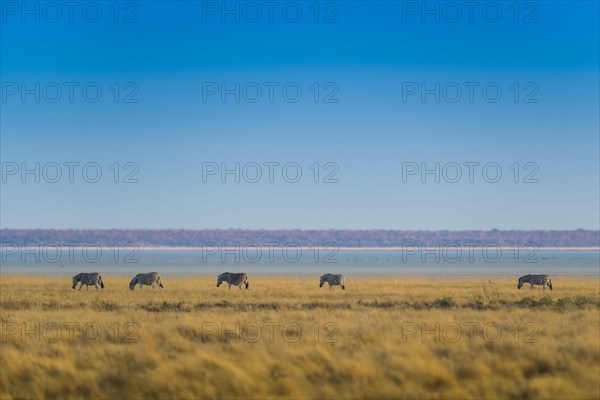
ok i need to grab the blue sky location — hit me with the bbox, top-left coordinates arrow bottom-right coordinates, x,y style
1,1 -> 599,230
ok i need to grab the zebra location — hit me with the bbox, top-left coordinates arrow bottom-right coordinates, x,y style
319,273 -> 345,290
217,272 -> 249,290
129,272 -> 164,290
518,274 -> 553,290
72,272 -> 105,290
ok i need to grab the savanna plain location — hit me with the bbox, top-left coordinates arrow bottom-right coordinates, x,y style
1,276 -> 599,399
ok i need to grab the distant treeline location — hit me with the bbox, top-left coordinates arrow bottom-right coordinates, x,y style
1,229 -> 598,247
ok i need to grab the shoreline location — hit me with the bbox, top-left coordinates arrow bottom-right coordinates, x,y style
2,274 -> 599,279
102,246 -> 600,251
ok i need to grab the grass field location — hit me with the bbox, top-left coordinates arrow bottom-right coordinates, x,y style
1,276 -> 599,399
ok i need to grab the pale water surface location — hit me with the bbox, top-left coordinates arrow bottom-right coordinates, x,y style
1,249 -> 598,278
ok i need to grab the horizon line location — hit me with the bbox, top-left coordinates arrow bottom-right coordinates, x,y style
1,228 -> 598,232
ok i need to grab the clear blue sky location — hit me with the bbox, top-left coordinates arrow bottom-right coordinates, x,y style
1,1 -> 598,230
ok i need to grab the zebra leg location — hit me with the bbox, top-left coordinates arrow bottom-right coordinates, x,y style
95,283 -> 99,290
238,283 -> 242,290
79,282 -> 83,290
139,282 -> 143,290
228,283 -> 232,290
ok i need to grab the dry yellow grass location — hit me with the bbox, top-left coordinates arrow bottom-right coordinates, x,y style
1,276 -> 599,399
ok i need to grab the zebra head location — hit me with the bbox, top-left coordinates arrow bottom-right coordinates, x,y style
72,273 -> 82,289
99,275 -> 105,289
517,275 -> 530,289
129,275 -> 139,290
319,275 -> 328,288
245,281 -> 249,289
217,273 -> 227,287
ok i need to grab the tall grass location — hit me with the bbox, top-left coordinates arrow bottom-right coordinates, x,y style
1,276 -> 598,399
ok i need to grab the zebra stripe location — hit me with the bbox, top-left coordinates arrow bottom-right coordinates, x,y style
217,272 -> 249,290
518,274 -> 552,290
129,272 -> 164,290
72,272 -> 104,290
320,274 -> 345,290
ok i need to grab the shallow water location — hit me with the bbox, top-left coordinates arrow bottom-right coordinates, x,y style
1,249 -> 598,278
